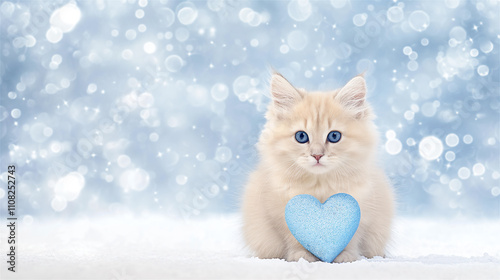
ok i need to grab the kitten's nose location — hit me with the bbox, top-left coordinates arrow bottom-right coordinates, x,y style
312,154 -> 323,162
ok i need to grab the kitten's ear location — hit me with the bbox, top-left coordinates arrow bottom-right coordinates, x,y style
270,73 -> 302,116
335,76 -> 370,119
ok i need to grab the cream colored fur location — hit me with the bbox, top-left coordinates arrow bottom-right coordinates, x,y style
242,73 -> 394,263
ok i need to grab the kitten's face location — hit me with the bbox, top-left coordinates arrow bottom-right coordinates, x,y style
285,94 -> 376,174
262,74 -> 377,176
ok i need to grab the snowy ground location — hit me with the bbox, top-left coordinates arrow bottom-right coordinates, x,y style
1,215 -> 499,280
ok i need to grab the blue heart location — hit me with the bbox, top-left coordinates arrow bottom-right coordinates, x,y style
285,193 -> 361,263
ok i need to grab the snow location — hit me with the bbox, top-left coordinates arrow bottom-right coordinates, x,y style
2,215 -> 499,279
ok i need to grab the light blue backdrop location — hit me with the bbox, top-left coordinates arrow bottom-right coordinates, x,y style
0,0 -> 498,219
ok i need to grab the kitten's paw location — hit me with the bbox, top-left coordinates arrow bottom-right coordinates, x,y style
363,252 -> 384,259
286,250 -> 319,262
333,250 -> 359,263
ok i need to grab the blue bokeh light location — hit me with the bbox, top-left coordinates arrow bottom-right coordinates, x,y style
0,0 -> 498,219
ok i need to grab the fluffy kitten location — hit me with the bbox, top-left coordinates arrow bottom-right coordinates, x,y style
242,73 -> 394,263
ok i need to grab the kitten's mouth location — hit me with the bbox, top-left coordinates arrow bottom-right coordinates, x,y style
308,162 -> 329,174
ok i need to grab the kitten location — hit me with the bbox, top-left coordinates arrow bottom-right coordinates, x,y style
242,73 -> 394,263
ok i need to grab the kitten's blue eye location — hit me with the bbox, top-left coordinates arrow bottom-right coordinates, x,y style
295,131 -> 309,144
327,131 -> 342,143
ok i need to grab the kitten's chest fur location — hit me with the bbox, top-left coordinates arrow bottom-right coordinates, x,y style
273,171 -> 369,205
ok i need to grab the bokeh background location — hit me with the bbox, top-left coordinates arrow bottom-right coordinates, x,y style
0,0 -> 499,221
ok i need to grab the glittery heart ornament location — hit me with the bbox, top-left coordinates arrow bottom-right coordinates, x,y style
285,193 -> 361,263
